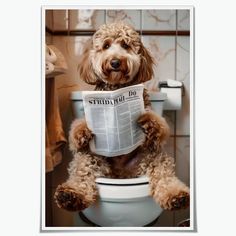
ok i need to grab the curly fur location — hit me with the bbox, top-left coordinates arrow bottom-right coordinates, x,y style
54,22 -> 190,212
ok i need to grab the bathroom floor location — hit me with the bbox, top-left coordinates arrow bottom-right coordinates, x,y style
73,210 -> 189,227
74,212 -> 160,227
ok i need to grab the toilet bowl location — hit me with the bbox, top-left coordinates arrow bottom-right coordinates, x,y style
81,176 -> 162,226
70,89 -> 167,226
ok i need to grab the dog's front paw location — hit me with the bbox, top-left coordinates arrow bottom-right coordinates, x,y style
73,127 -> 93,149
69,119 -> 93,152
137,111 -> 169,151
54,185 -> 91,212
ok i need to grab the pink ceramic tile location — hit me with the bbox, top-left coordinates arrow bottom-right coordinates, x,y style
46,34 -> 52,45
53,10 -> 69,30
52,36 -> 94,91
45,10 -> 53,30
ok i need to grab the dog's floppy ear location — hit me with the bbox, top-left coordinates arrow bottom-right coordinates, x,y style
78,40 -> 97,85
136,43 -> 154,83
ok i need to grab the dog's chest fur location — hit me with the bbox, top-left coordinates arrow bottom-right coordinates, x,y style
105,147 -> 144,178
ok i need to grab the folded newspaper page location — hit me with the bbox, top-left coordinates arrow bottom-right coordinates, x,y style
82,84 -> 145,157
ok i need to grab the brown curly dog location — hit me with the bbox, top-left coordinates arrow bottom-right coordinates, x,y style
54,22 -> 190,212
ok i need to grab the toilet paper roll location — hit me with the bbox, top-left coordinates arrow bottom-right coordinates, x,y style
160,87 -> 182,110
46,45 -> 57,63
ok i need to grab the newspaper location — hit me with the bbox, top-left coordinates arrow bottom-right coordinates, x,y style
82,84 -> 145,157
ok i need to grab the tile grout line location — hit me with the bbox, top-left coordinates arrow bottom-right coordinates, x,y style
68,10 -> 70,35
173,9 -> 178,226
140,9 -> 142,36
105,9 -> 107,24
174,9 -> 178,165
52,10 -> 54,32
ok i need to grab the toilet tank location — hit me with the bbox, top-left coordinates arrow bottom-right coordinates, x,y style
70,91 -> 84,118
148,92 -> 167,116
70,91 -> 167,118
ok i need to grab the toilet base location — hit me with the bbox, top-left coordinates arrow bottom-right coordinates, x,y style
78,212 -> 160,227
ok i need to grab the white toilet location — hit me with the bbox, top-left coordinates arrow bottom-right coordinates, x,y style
70,89 -> 167,227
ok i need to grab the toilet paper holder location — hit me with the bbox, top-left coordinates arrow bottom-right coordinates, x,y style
158,79 -> 184,110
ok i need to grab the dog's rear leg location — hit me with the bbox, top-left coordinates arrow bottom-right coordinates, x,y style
147,154 -> 190,210
54,153 -> 110,211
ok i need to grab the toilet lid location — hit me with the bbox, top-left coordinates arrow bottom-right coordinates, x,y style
95,176 -> 149,185
70,91 -> 82,100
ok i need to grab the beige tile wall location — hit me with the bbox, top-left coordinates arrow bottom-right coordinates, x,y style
106,10 -> 141,29
177,10 -> 190,30
45,9 -> 191,227
142,36 -> 176,83
142,10 -> 176,30
176,36 -> 190,135
69,10 -> 105,30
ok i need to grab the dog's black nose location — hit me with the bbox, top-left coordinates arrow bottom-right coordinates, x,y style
110,59 -> 121,69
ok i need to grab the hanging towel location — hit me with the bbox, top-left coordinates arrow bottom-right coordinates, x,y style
46,77 -> 67,172
45,44 -> 67,172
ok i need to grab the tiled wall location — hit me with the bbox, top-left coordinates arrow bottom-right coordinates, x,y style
45,9 -> 190,227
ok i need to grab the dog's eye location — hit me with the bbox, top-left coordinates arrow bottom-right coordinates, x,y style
103,43 -> 110,49
121,42 -> 129,49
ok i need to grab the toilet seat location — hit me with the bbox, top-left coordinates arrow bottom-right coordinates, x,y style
96,176 -> 149,185
95,176 -> 150,200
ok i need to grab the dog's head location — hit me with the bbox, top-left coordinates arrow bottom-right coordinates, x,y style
79,22 -> 154,86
